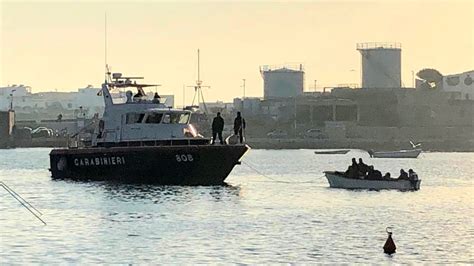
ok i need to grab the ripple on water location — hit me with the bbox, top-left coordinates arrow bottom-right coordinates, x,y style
0,148 -> 473,263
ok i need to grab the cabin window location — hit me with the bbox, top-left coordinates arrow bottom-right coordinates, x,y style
126,113 -> 145,124
178,113 -> 190,124
162,114 -> 171,124
145,113 -> 163,123
162,113 -> 190,124
170,113 -> 181,123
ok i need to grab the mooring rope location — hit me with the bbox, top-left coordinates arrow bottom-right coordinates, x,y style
1,182 -> 46,225
241,160 -> 321,184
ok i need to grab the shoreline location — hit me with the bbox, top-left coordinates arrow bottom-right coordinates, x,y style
245,138 -> 474,152
2,137 -> 474,152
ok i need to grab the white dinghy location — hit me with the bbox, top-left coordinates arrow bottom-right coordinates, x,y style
324,171 -> 421,191
368,141 -> 422,158
368,149 -> 422,158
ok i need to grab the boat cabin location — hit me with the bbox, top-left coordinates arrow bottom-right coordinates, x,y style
91,72 -> 207,147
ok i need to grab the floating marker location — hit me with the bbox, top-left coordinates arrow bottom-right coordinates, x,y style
383,227 -> 396,255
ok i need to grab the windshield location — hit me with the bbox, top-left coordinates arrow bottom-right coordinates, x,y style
162,113 -> 190,124
145,113 -> 163,123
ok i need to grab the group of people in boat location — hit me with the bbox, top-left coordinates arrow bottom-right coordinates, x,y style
344,158 -> 418,182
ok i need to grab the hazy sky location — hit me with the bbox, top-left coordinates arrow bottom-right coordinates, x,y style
1,0 -> 473,104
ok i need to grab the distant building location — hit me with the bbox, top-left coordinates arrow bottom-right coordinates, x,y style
233,97 -> 261,116
260,64 -> 304,99
0,84 -> 174,120
199,101 -> 233,114
441,70 -> 474,100
357,42 -> 402,89
0,85 -> 31,110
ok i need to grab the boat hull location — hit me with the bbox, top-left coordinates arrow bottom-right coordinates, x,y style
314,149 -> 350,155
50,144 -> 249,185
369,149 -> 421,158
324,172 -> 421,191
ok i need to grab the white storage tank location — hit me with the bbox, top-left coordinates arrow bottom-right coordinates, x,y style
260,64 -> 304,99
357,43 -> 402,88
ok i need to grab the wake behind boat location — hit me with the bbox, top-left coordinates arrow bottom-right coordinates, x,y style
49,71 -> 249,185
324,171 -> 421,191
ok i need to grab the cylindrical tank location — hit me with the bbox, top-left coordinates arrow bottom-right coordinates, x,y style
260,64 -> 304,99
357,43 -> 401,88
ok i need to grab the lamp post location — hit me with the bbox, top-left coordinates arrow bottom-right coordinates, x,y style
241,79 -> 246,114
349,69 -> 358,87
9,89 -> 16,111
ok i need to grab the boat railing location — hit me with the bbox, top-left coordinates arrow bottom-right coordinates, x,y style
96,138 -> 211,148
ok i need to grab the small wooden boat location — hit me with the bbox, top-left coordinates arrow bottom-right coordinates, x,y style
314,149 -> 350,155
324,171 -> 421,191
367,149 -> 422,158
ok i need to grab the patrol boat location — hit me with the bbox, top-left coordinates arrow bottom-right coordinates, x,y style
49,72 -> 249,185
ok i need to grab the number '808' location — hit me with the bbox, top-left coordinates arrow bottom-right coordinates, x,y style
176,154 -> 194,162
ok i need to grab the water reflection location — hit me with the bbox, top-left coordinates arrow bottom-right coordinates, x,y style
2,149 -> 473,264
94,181 -> 241,203
52,179 -> 241,203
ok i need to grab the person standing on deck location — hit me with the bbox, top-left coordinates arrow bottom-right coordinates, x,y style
211,112 -> 225,145
233,111 -> 246,144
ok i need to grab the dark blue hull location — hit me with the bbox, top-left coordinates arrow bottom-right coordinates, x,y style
50,144 -> 249,185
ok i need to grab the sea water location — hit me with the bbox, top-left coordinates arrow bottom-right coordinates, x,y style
1,148 -> 473,263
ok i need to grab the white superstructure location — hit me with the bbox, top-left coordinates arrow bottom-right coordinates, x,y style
92,72 -> 199,146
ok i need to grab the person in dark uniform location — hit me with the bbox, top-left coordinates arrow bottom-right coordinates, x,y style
233,111 -> 246,143
152,92 -> 161,103
211,112 -> 225,145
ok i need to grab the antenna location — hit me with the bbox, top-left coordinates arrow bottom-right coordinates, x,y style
197,49 -> 200,85
104,12 -> 108,82
182,84 -> 185,108
187,49 -> 210,114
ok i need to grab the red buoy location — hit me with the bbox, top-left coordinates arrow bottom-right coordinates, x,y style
383,227 -> 396,255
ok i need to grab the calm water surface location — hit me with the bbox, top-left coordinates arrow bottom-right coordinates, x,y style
1,148 -> 473,263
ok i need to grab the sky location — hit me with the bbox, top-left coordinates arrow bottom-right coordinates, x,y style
1,0 -> 473,105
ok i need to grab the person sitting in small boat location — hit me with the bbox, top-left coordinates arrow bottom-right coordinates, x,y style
399,169 -> 409,180
383,172 -> 392,180
358,158 -> 369,176
408,169 -> 418,181
345,158 -> 359,178
366,165 -> 383,180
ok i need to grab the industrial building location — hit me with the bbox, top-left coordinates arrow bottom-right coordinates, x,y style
260,64 -> 304,99
225,41 -> 473,145
357,42 -> 402,88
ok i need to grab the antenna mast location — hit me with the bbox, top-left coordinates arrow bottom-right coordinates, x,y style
197,49 -> 200,85
188,49 -> 209,114
104,12 -> 109,82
